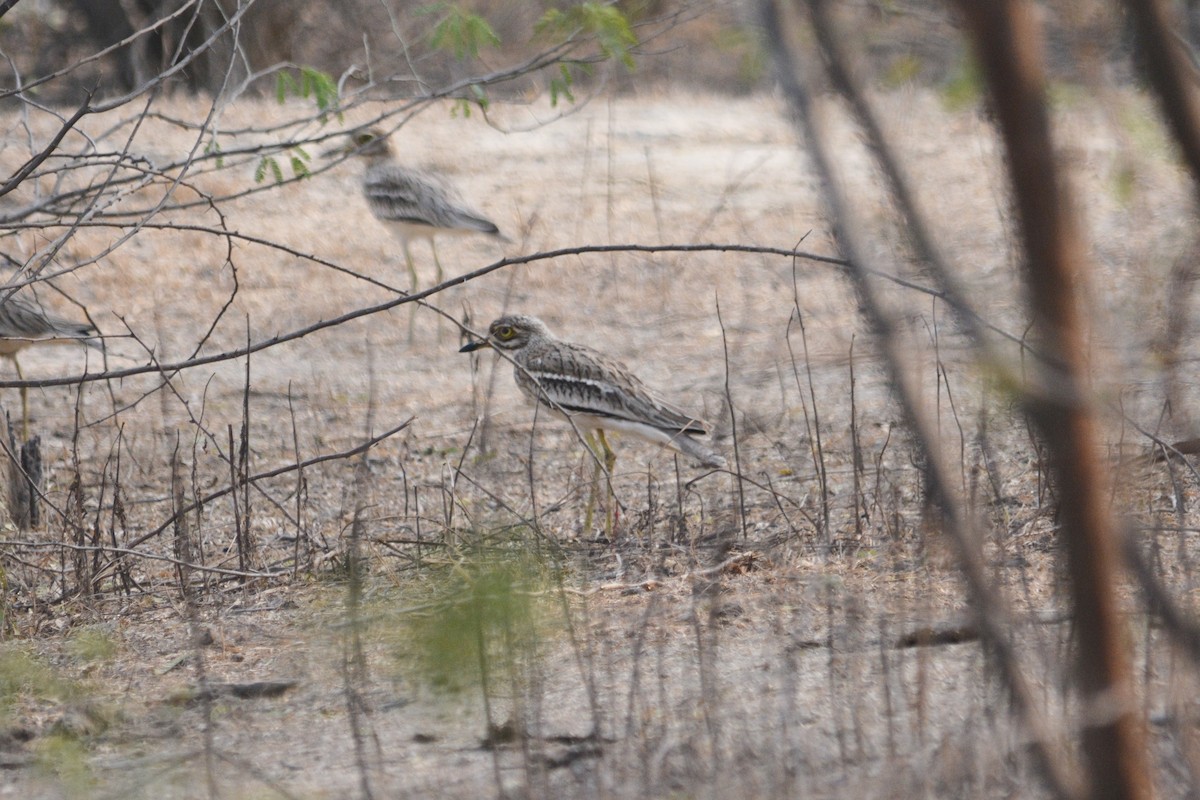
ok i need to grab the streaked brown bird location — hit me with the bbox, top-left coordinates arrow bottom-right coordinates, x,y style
332,129 -> 507,290
460,314 -> 724,532
0,293 -> 100,434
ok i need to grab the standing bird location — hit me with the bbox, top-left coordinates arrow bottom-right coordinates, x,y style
460,315 -> 724,532
0,293 -> 101,435
332,129 -> 507,291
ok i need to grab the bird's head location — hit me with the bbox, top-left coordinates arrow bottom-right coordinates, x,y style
459,315 -> 551,353
324,128 -> 392,160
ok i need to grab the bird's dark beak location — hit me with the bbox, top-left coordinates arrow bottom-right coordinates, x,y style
459,339 -> 491,353
321,141 -> 352,159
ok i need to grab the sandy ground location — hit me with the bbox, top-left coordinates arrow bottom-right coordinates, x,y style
0,85 -> 1197,798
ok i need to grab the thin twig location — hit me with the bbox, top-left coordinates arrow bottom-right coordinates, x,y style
128,418 -> 414,551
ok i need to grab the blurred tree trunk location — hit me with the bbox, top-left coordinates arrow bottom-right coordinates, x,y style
955,3 -> 1152,798
66,0 -> 299,94
1188,0 -> 1200,51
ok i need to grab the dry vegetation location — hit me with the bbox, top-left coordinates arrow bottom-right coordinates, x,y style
1,5 -> 1200,799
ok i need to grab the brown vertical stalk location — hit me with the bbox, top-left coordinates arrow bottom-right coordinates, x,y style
171,435 -> 193,599
954,3 -> 1152,798
1119,0 -> 1200,187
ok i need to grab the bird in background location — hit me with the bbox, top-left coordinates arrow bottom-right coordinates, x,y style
460,314 -> 725,534
0,292 -> 101,436
330,129 -> 508,291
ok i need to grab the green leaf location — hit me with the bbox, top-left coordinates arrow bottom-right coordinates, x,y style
583,3 -> 637,69
275,66 -> 341,124
451,85 -> 490,118
425,3 -> 501,60
535,2 -> 637,70
533,8 -> 565,38
469,83 -> 489,110
289,155 -> 310,179
275,70 -> 296,105
549,64 -> 576,107
301,67 -> 338,111
254,156 -> 285,185
203,137 -> 224,169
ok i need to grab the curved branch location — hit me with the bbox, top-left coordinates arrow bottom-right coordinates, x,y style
0,89 -> 93,200
0,242 -> 844,388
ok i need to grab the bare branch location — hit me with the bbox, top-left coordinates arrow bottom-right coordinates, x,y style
0,242 -> 844,390
127,417 -> 414,554
0,90 -> 93,200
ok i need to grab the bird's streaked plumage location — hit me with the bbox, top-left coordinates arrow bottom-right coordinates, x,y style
363,164 -> 501,241
460,314 -> 725,469
0,294 -> 99,357
0,292 -> 100,435
334,129 -> 506,289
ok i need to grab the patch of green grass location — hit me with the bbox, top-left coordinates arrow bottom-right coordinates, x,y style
1046,80 -> 1086,110
1111,160 -> 1138,205
35,733 -> 94,797
67,627 -> 118,665
939,54 -> 982,112
882,54 -> 922,89
0,644 -> 106,788
713,26 -> 769,90
1119,100 -> 1170,159
390,535 -> 563,694
0,645 -> 77,722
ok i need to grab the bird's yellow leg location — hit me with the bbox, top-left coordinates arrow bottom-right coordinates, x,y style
597,430 -> 617,537
402,240 -> 419,292
402,240 -> 419,342
431,240 -> 445,286
598,429 -> 617,474
583,432 -> 602,534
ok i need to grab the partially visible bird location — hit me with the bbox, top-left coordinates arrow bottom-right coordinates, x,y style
460,314 -> 724,532
0,293 -> 101,435
331,129 -> 507,291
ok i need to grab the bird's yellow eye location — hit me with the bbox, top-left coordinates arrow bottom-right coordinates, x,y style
495,326 -> 515,340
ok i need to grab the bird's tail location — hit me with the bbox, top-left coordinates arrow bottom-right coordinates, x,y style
58,321 -> 103,352
668,433 -> 727,469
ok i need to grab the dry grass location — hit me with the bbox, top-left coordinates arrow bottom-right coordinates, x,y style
0,85 -> 1197,797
